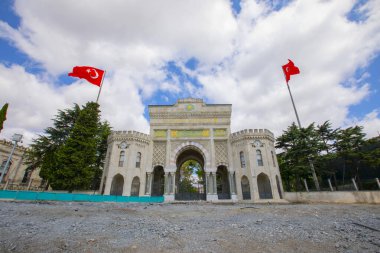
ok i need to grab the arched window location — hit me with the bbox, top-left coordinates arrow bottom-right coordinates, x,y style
271,151 -> 276,167
119,151 -> 125,167
22,167 -> 33,184
239,151 -> 246,168
136,152 -> 141,168
256,150 -> 263,166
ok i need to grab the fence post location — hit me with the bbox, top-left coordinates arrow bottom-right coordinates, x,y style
376,178 -> 380,190
4,179 -> 10,190
303,178 -> 309,192
351,178 -> 358,191
27,179 -> 33,191
327,178 -> 334,192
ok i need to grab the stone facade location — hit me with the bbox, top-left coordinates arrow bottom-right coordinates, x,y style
100,98 -> 284,202
0,140 -> 43,190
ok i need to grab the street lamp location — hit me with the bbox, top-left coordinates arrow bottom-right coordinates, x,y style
0,134 -> 23,184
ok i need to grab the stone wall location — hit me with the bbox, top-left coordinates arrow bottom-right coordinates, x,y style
285,191 -> 380,204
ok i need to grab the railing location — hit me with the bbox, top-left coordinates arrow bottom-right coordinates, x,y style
175,192 -> 206,201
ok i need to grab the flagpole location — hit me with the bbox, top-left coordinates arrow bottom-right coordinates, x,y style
286,83 -> 302,128
96,70 -> 106,104
285,79 -> 320,191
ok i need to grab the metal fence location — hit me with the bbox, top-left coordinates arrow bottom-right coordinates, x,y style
0,190 -> 164,203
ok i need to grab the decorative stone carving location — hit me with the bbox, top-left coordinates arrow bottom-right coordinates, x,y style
215,140 -> 228,165
153,142 -> 166,166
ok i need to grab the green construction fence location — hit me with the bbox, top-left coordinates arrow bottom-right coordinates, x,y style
0,190 -> 164,203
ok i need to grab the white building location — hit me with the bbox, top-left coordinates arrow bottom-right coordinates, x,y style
100,98 -> 284,202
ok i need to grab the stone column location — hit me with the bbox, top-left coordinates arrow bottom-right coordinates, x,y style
145,172 -> 152,195
206,172 -> 218,201
164,172 -> 169,194
164,172 -> 175,201
229,172 -> 236,194
206,172 -> 212,194
171,173 -> 176,194
212,172 -> 217,194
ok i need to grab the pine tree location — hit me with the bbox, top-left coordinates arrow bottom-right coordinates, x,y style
53,102 -> 100,192
25,104 -> 81,185
0,103 -> 9,133
25,102 -> 111,191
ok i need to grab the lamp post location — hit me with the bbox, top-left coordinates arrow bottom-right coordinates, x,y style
0,134 -> 23,184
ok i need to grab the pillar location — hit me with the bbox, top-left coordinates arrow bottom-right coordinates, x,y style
213,172 -> 217,194
171,173 -> 176,194
145,172 -> 152,195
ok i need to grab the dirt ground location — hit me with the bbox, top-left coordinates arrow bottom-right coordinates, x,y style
0,201 -> 379,253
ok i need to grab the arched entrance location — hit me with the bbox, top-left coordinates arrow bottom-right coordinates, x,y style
276,175 -> 283,199
131,176 -> 140,196
175,148 -> 206,200
216,165 -> 230,199
110,174 -> 124,196
152,166 -> 165,196
241,176 -> 251,200
257,173 -> 273,199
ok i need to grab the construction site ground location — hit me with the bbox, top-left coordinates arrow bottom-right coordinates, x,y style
0,200 -> 379,253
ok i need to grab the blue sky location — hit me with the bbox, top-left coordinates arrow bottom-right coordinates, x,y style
0,0 -> 379,144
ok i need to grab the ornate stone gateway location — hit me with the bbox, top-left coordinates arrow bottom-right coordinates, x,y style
100,98 -> 285,202
175,147 -> 206,201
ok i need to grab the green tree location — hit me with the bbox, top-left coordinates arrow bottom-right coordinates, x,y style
0,103 -> 9,133
334,126 -> 366,187
177,160 -> 203,193
315,121 -> 339,188
53,102 -> 100,192
361,137 -> 380,169
25,103 -> 111,191
92,121 -> 112,189
276,122 -> 322,191
25,104 -> 81,186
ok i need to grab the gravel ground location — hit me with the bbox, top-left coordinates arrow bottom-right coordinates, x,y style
0,201 -> 379,253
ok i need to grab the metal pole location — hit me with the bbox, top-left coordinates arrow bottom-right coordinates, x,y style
286,84 -> 302,128
0,141 -> 17,183
96,70 -> 106,103
286,83 -> 320,191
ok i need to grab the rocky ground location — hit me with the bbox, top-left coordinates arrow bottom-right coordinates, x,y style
0,201 -> 379,253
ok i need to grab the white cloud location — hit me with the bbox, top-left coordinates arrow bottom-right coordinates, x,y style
346,110 -> 380,138
198,0 -> 380,137
0,0 -> 380,144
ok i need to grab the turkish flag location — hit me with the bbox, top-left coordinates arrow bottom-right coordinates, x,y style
282,59 -> 300,84
68,66 -> 105,86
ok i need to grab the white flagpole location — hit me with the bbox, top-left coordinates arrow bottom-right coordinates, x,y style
284,76 -> 320,191
286,82 -> 302,128
96,70 -> 106,104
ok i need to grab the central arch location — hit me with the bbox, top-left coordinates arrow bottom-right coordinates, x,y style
175,147 -> 206,200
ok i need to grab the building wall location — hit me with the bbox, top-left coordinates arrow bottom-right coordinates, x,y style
101,99 -> 283,201
0,140 -> 42,189
101,131 -> 150,196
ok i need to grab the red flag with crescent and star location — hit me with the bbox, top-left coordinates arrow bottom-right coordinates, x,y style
282,59 -> 300,84
68,66 -> 105,86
